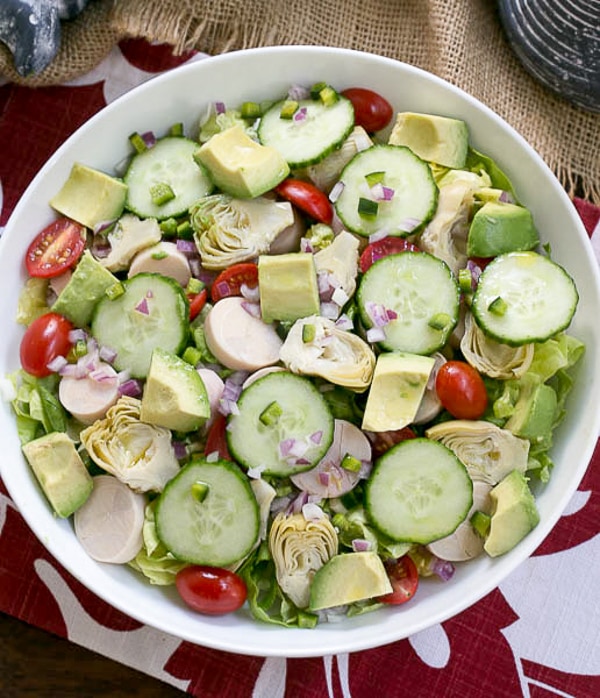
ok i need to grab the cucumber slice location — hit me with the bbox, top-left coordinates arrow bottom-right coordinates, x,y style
91,273 -> 188,379
334,144 -> 438,237
155,459 -> 259,566
125,137 -> 213,220
258,96 -> 355,168
226,371 -> 334,476
471,251 -> 579,346
357,251 -> 459,354
365,438 -> 473,544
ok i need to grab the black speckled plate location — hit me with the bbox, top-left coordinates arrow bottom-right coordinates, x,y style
498,0 -> 600,112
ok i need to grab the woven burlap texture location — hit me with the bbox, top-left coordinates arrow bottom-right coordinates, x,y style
2,0 -> 598,203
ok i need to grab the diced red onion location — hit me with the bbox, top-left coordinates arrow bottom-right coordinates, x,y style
302,502 -> 325,521
467,259 -> 483,287
188,257 -> 202,279
335,314 -> 353,331
135,297 -> 150,315
368,228 -> 390,244
47,355 -> 68,373
354,130 -> 373,152
293,107 -> 308,122
331,286 -> 349,307
205,450 -> 220,463
331,211 -> 345,234
93,219 -> 117,235
430,557 -> 455,582
289,490 -> 309,514
215,101 -> 226,115
141,131 -> 156,148
300,237 -> 314,253
176,239 -> 198,256
366,327 -> 386,343
288,84 -> 310,100
99,345 -> 117,364
89,364 -> 118,384
351,538 -> 372,552
358,459 -> 373,479
365,301 -> 391,327
310,430 -> 323,445
398,217 -> 421,233
499,190 -> 514,204
329,181 -> 345,203
247,464 -> 266,479
213,280 -> 230,298
320,302 -> 339,319
240,283 -> 260,302
118,378 -> 143,397
318,471 -> 330,487
68,328 -> 87,343
172,441 -> 188,459
57,363 -> 79,378
279,438 -> 294,457
241,300 -> 261,318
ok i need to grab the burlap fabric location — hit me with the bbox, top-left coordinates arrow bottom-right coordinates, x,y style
1,0 -> 598,203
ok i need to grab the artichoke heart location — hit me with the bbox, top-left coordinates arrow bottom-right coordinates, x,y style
280,316 -> 375,391
461,312 -> 534,379
419,170 -> 490,275
313,230 -> 360,300
426,419 -> 529,485
190,194 -> 294,270
269,512 -> 338,608
80,396 -> 179,493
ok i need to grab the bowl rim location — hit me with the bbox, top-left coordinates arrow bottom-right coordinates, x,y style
1,44 -> 599,658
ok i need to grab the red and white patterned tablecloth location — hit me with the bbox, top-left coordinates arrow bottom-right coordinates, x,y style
1,39 -> 600,698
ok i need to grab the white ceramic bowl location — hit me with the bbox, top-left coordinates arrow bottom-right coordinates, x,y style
1,46 -> 599,658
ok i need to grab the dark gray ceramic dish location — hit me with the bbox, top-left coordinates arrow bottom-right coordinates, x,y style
498,0 -> 600,112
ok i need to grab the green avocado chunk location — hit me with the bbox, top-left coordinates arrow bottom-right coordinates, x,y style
467,201 -> 539,258
22,432 -> 93,518
51,250 -> 119,327
50,163 -> 127,230
194,124 -> 289,198
258,252 -> 320,323
505,374 -> 557,450
140,348 -> 210,432
309,551 -> 393,611
388,112 -> 469,169
483,470 -> 540,557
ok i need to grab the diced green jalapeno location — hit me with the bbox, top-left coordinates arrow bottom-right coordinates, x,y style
259,401 -> 283,426
341,453 -> 362,472
358,197 -> 378,218
365,171 -> 385,187
428,312 -> 453,331
470,510 -> 491,538
150,182 -> 176,206
280,100 -> 299,119
488,296 -> 508,316
128,131 -> 148,154
191,481 -> 210,502
302,323 -> 316,343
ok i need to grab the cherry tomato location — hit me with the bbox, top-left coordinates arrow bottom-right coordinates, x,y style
20,312 -> 74,377
340,87 -> 394,133
380,555 -> 419,605
204,413 -> 232,460
188,288 -> 208,321
176,565 -> 247,615
211,263 -> 259,303
359,236 -> 419,273
275,178 -> 333,225
435,360 -> 488,420
368,426 -> 417,459
25,217 -> 86,278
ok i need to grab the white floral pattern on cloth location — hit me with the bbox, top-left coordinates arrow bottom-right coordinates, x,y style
1,38 -> 600,698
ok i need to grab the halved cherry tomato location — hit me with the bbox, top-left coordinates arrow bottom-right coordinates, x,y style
359,236 -> 419,273
367,426 -> 417,459
204,412 -> 232,460
211,262 -> 259,303
20,312 -> 74,377
25,217 -> 86,278
275,178 -> 333,225
435,360 -> 488,420
175,565 -> 247,615
188,288 -> 208,321
380,555 -> 419,605
340,87 -> 394,133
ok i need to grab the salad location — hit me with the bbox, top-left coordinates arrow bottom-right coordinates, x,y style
10,81 -> 584,627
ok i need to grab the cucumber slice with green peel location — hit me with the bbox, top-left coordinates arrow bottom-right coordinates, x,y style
257,96 -> 355,169
125,137 -> 213,220
334,144 -> 438,237
155,459 -> 259,566
226,371 -> 334,476
357,251 -> 460,354
91,273 -> 189,379
365,438 -> 473,544
471,251 -> 579,346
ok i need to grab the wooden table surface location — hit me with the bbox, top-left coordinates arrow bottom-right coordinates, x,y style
0,613 -> 184,697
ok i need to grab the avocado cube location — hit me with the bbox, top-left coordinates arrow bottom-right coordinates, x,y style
484,470 -> 540,557
52,250 -> 119,327
467,201 -> 539,258
389,112 -> 469,169
195,125 -> 289,199
505,375 -> 557,449
258,253 -> 320,323
22,432 -> 93,518
50,163 -> 127,230
140,348 -> 210,432
361,352 -> 435,432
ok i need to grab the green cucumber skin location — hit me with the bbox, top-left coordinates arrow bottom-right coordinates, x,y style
91,273 -> 189,379
334,144 -> 439,237
365,438 -> 473,545
125,137 -> 213,220
226,371 -> 334,477
357,251 -> 459,355
471,251 -> 579,346
258,97 -> 355,169
155,459 -> 260,567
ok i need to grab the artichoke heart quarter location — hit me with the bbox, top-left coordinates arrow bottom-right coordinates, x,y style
80,396 -> 180,493
269,512 -> 338,609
